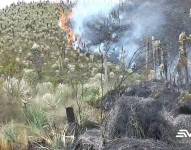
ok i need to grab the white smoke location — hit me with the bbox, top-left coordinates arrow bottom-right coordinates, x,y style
72,0 -> 120,36
118,0 -> 166,56
72,0 -> 166,60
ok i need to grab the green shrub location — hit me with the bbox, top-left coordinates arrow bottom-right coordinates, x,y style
83,87 -> 101,106
84,88 -> 100,101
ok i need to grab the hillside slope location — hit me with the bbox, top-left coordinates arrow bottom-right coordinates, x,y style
0,2 -> 103,84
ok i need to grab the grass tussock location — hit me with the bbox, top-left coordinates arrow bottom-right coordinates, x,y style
0,122 -> 28,150
23,105 -> 49,131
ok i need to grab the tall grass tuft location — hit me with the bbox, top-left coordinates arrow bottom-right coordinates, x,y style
24,105 -> 49,131
55,83 -> 73,104
2,121 -> 17,143
0,122 -> 28,150
36,82 -> 53,96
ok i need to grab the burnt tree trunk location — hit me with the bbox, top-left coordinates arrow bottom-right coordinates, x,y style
66,107 -> 79,136
66,107 -> 76,124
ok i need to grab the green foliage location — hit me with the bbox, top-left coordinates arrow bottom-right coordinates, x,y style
83,87 -> 100,103
0,2 -> 67,78
81,83 -> 102,108
51,137 -> 64,150
0,2 -> 102,86
23,69 -> 39,86
24,105 -> 49,130
2,121 -> 18,143
0,62 -> 19,77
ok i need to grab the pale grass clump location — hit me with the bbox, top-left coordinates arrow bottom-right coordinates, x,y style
42,93 -> 55,104
128,73 -> 144,85
0,77 -> 4,95
67,64 -> 75,72
55,84 -> 73,103
51,63 -> 59,69
3,77 -> 31,99
91,67 -> 98,76
82,74 -> 103,104
0,121 -> 28,150
36,82 -> 54,96
64,58 -> 69,63
109,72 -> 115,79
15,57 -> 20,63
42,93 -> 61,109
32,94 -> 56,109
23,69 -> 39,85
127,68 -> 133,73
115,65 -> 120,72
32,83 -> 73,109
85,74 -> 102,90
90,73 -> 105,83
77,102 -> 101,123
32,43 -> 40,49
3,77 -> 18,97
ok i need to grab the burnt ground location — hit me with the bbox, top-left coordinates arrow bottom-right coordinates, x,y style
74,80 -> 191,150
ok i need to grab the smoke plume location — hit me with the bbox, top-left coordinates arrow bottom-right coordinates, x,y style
71,0 -> 166,59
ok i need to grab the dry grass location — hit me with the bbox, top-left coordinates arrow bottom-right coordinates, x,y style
182,94 -> 191,102
0,77 -> 103,149
0,95 -> 24,123
0,123 -> 29,150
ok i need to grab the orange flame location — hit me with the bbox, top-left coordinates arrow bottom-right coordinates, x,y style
59,9 -> 75,47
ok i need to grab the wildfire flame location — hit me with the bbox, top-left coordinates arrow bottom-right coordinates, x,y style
59,9 -> 75,47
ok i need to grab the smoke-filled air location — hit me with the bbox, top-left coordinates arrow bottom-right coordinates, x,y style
1,0 -> 191,149
72,0 -> 166,57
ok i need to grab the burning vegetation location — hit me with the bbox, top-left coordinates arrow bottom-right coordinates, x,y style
59,9 -> 75,47
1,0 -> 191,150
